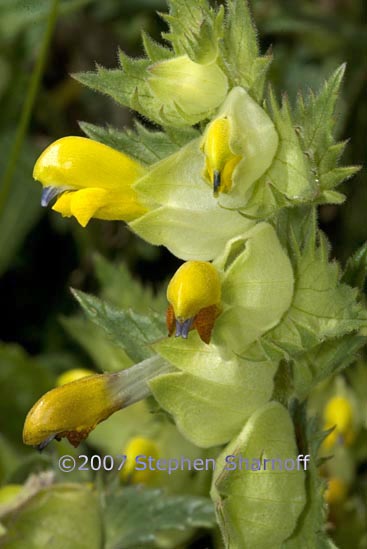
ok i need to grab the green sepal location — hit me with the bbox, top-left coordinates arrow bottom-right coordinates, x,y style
211,402 -> 306,549
141,31 -> 172,62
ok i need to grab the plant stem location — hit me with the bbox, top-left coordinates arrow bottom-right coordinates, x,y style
0,0 -> 60,210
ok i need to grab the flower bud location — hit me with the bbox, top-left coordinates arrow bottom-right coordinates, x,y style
201,117 -> 241,196
324,477 -> 348,506
166,261 -> 221,343
322,395 -> 356,449
120,436 -> 160,485
148,55 -> 228,124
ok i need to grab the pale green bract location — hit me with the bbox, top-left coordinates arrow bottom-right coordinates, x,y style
211,402 -> 306,549
150,334 -> 276,447
210,87 -> 279,209
213,223 -> 294,357
131,138 -> 254,260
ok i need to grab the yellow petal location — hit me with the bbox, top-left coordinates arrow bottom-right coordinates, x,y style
52,192 -> 72,217
53,187 -> 147,226
70,187 -> 108,227
34,136 -> 146,191
167,261 -> 221,320
54,188 -> 107,227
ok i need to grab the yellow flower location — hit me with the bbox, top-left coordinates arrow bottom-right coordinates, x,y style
23,356 -> 174,450
34,136 -> 147,227
56,368 -> 95,386
322,396 -> 356,450
23,373 -> 121,449
120,436 -> 160,485
166,261 -> 221,343
201,117 -> 241,195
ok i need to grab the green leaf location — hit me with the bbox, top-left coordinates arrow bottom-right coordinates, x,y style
342,242 -> 367,290
71,289 -> 166,363
220,0 -> 271,100
103,485 -> 215,549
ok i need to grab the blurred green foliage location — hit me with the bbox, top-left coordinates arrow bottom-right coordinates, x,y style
0,0 -> 366,547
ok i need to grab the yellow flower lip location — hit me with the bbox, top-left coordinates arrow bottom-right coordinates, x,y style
33,136 -> 147,226
166,261 -> 221,343
23,373 -> 121,450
